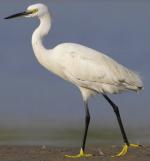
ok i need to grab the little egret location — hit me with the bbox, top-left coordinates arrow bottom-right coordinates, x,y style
5,3 -> 143,158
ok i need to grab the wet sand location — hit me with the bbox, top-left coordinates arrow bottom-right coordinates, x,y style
0,145 -> 149,161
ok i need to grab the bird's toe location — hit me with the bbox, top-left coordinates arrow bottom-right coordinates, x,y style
112,143 -> 142,157
65,148 -> 92,158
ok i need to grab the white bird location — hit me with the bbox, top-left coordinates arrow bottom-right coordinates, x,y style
5,3 -> 143,158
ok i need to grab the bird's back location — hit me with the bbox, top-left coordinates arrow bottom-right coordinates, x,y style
51,43 -> 143,94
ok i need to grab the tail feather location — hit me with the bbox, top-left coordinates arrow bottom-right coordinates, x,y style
123,69 -> 143,92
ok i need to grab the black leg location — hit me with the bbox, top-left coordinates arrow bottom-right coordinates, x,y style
82,100 -> 90,151
102,94 -> 129,145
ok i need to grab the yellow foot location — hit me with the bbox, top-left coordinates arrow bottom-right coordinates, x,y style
65,148 -> 92,158
112,143 -> 142,157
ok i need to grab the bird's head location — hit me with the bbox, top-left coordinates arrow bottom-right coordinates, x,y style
5,3 -> 48,19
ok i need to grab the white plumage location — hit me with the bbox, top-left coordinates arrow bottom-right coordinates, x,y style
5,3 -> 143,157
26,3 -> 143,101
51,43 -> 143,95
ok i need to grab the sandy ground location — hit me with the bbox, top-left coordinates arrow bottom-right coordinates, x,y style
0,145 -> 149,161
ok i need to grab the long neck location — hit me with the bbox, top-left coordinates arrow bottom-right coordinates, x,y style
32,13 -> 51,68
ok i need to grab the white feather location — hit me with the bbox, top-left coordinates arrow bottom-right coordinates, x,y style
27,3 -> 143,101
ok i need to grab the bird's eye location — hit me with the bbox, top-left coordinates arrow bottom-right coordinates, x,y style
31,8 -> 38,14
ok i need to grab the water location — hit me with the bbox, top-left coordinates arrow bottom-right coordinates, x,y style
0,127 -> 149,146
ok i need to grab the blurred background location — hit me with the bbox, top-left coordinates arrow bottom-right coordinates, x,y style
0,0 -> 149,146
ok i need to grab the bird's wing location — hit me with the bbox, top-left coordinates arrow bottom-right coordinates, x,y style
56,44 -> 127,92
53,43 -> 143,93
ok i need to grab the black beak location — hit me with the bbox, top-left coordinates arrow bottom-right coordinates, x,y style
4,10 -> 33,19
